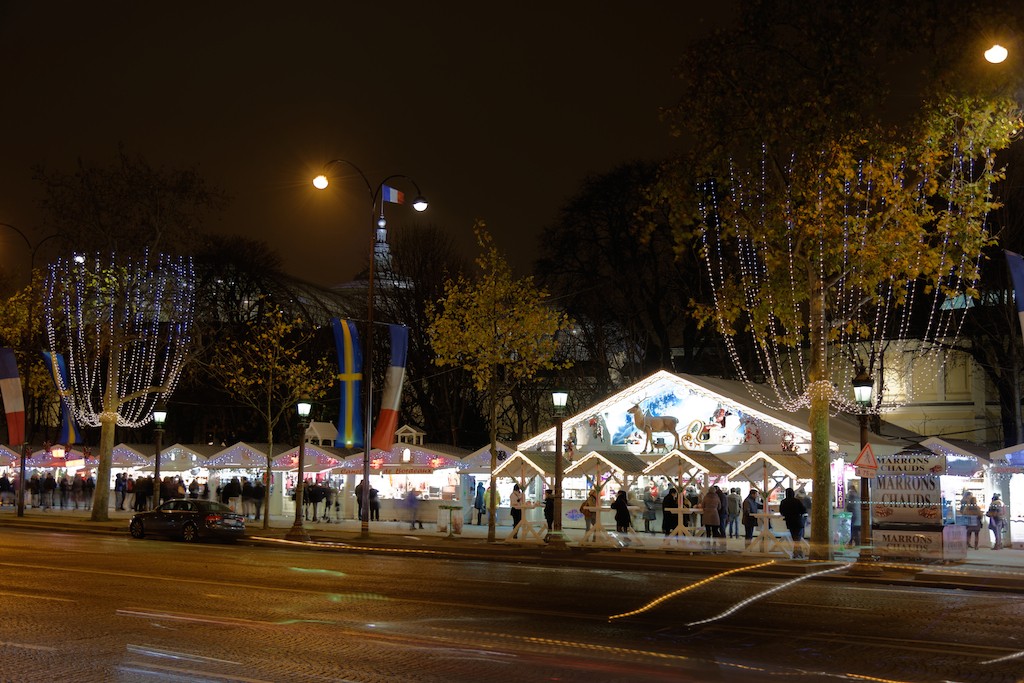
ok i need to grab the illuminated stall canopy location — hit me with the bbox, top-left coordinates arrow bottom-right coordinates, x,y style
563,450 -> 649,496
205,442 -> 270,469
0,445 -> 18,468
643,448 -> 733,492
493,450 -> 557,486
141,443 -> 221,473
271,445 -> 346,473
727,451 -> 812,502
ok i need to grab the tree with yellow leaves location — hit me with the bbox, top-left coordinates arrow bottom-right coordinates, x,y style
210,304 -> 337,530
427,223 -> 572,542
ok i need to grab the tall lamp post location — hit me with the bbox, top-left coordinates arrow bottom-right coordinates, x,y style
852,369 -> 875,564
286,400 -> 313,542
547,389 -> 569,548
3,222 -> 66,518
151,405 -> 167,510
313,160 -> 427,539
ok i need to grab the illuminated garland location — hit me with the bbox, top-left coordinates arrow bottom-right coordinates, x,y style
43,250 -> 195,428
698,146 -> 987,415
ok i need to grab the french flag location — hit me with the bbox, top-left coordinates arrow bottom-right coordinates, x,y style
1006,250 -> 1024,344
0,348 -> 25,446
371,324 -> 408,450
381,185 -> 405,204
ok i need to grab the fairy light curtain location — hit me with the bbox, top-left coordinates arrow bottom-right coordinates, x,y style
44,250 -> 195,428
696,143 -> 993,416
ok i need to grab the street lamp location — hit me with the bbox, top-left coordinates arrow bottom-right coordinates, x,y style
547,389 -> 569,549
313,159 -> 427,539
3,222 -> 66,518
986,44 -> 1009,64
151,405 -> 167,510
285,399 -> 313,542
851,368 -> 875,566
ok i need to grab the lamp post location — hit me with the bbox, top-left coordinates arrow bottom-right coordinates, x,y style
286,400 -> 313,542
852,368 -> 875,565
2,223 -> 65,518
547,389 -> 569,548
151,405 -> 167,511
313,160 -> 427,539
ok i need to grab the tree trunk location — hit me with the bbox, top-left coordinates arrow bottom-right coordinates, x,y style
487,372 -> 498,543
808,278 -> 831,560
91,412 -> 116,522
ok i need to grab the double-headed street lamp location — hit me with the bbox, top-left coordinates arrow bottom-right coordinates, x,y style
547,389 -> 569,549
313,159 -> 427,539
286,400 -> 313,541
151,405 -> 167,510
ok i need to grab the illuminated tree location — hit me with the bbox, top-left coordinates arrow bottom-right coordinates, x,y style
427,223 -> 572,542
208,305 -> 337,529
44,251 -> 196,521
664,2 -> 1023,559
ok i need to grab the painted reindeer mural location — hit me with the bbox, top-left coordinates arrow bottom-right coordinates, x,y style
627,404 -> 680,452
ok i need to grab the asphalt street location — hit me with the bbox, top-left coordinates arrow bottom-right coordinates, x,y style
0,523 -> 1022,683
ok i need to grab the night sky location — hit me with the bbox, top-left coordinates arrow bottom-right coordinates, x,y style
0,2 -> 734,287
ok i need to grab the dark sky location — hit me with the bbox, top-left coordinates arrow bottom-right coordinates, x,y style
0,2 -> 735,287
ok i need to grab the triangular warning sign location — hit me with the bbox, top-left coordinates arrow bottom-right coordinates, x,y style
852,443 -> 878,469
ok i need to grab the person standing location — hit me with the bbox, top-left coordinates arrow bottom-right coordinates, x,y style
473,483 -> 485,525
846,484 -> 862,547
642,487 -> 658,533
42,472 -> 57,510
780,487 -> 808,559
83,474 -> 95,510
369,486 -> 380,521
253,477 -> 266,521
580,488 -> 598,532
543,489 -> 555,537
701,486 -> 724,553
113,473 -> 125,510
355,480 -> 365,521
509,484 -> 524,538
959,491 -> 982,550
742,489 -> 761,543
70,473 -> 84,510
611,490 -> 632,534
58,475 -> 69,509
406,488 -> 424,529
726,488 -> 742,538
987,493 -> 1006,550
241,477 -> 254,519
125,475 -> 135,510
661,487 -> 679,536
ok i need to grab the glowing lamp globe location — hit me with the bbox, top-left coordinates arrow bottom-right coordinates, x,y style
312,175 -> 330,190
986,44 -> 1008,64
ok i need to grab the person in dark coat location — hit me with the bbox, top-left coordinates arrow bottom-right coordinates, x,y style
473,483 -> 485,525
742,489 -> 761,543
661,488 -> 679,536
543,489 -> 555,533
611,490 -> 632,533
780,487 -> 808,558
252,478 -> 265,521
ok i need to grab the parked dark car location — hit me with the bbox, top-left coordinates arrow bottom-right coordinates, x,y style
129,499 -> 245,542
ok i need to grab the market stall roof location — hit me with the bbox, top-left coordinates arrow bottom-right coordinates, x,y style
459,442 -> 518,474
564,450 -> 648,477
0,444 -> 18,466
643,449 -> 733,477
270,445 -> 344,472
728,451 -> 814,482
26,447 -> 93,469
206,442 -> 270,469
919,437 -> 989,477
518,370 -> 922,456
989,441 -> 1024,465
111,444 -> 150,467
137,443 -> 219,472
493,451 -> 558,479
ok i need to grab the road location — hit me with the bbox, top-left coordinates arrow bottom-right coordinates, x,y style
0,527 -> 1020,683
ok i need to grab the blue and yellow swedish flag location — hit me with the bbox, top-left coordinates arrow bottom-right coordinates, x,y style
331,319 -> 363,448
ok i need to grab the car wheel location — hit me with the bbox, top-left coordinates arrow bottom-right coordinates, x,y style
129,519 -> 145,539
182,522 -> 199,543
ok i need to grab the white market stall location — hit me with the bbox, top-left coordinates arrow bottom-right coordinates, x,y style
564,450 -> 649,547
492,450 -> 557,543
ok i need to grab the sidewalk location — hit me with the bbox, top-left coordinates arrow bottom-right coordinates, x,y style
3,506 -> 1022,593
